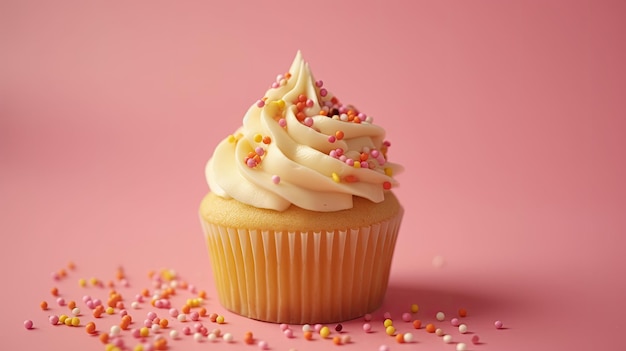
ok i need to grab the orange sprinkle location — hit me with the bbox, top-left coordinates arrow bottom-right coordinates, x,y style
353,117 -> 362,123
425,323 -> 436,333
458,308 -> 467,317
51,287 -> 59,297
68,300 -> 76,310
412,320 -> 422,329
335,131 -> 344,140
93,308 -> 103,318
304,331 -> 313,340
141,288 -> 150,297
344,175 -> 358,183
396,333 -> 405,343
179,281 -> 188,289
262,136 -> 271,144
99,332 -> 109,344
120,318 -> 130,330
333,336 -> 342,345
359,153 -> 369,161
199,307 -> 207,317
296,112 -> 306,121
209,313 -> 218,322
296,102 -> 305,111
153,338 -> 167,350
59,269 -> 67,278
116,267 -> 125,280
85,321 -> 96,334
285,72 -> 292,79
320,110 -> 328,116
159,318 -> 169,328
147,270 -> 155,279
107,280 -> 114,288
40,301 -> 48,310
67,261 -> 76,270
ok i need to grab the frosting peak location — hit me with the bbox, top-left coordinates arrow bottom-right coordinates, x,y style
206,51 -> 403,212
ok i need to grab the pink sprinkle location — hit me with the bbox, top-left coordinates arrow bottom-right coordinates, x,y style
113,337 -> 124,348
194,322 -> 203,332
339,155 -> 347,162
360,161 -> 369,168
314,324 -> 323,332
336,148 -> 344,156
376,155 -> 386,165
370,150 -> 380,158
402,312 -> 411,322
320,88 -> 328,97
329,150 -> 337,158
24,320 -> 34,329
85,300 -> 95,309
51,272 -> 60,280
135,294 -> 144,303
82,295 -> 92,303
306,99 -> 314,108
258,340 -> 269,350
278,118 -> 287,127
120,279 -> 129,287
271,175 -> 280,184
183,326 -> 192,335
283,329 -> 294,338
279,323 -> 289,331
304,117 -> 314,127
255,147 -> 265,156
92,299 -> 102,306
246,158 -> 257,168
328,135 -> 336,143
56,297 -> 65,306
383,312 -> 392,319
169,308 -> 179,317
315,80 -> 323,87
451,318 -> 460,327
362,323 -> 372,333
495,320 -> 504,329
188,285 -> 197,294
472,335 -> 480,344
256,100 -> 265,108
155,300 -> 164,308
345,159 -> 354,166
190,312 -> 200,321
271,82 -> 279,89
358,112 -> 366,118
49,315 -> 59,325
364,314 -> 372,322
120,309 -> 128,317
147,311 -> 157,320
143,343 -> 154,351
152,317 -> 160,325
144,319 -> 153,327
383,141 -> 391,147
131,328 -> 141,338
200,326 -> 208,336
379,345 -> 390,351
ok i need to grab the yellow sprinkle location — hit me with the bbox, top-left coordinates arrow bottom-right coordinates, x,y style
384,167 -> 393,176
331,172 -> 340,183
276,99 -> 285,109
411,304 -> 419,313
78,278 -> 87,287
64,317 -> 72,326
254,134 -> 263,143
385,325 -> 396,336
59,314 -> 68,324
140,327 -> 150,337
71,317 -> 80,326
216,315 -> 225,324
384,318 -> 393,327
227,135 -> 237,143
106,307 -> 115,315
133,344 -> 144,351
104,344 -> 116,351
354,162 -> 361,168
319,326 -> 330,339
89,277 -> 99,286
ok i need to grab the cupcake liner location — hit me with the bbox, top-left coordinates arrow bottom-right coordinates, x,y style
200,210 -> 403,324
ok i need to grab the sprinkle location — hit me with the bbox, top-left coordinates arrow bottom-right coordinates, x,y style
435,328 -> 444,336
404,332 -> 414,343
303,331 -> 313,340
335,323 -> 343,332
331,172 -> 340,183
385,326 -> 395,336
50,287 -> 59,296
458,308 -> 468,317
495,320 -> 504,329
49,315 -> 59,325
384,167 -> 393,176
258,340 -> 269,350
383,319 -> 393,328
341,334 -> 351,344
177,314 -> 186,322
333,336 -> 342,345
451,317 -> 460,326
402,312 -> 411,322
244,331 -> 254,344
379,345 -> 390,351
302,324 -> 311,332
111,325 -> 122,336
278,118 -> 287,127
223,332 -> 234,342
328,135 -> 336,143
57,297 -> 66,306
304,117 -> 314,127
193,332 -> 203,342
24,320 -> 34,329
436,312 -> 445,321
472,335 -> 480,344
256,100 -> 265,108
106,307 -> 115,315
315,80 -> 323,87
362,323 -> 372,333
216,315 -> 225,324
139,327 -> 150,337
262,136 -> 271,144
207,332 -> 217,341
319,326 -> 330,338
425,323 -> 436,333
40,301 -> 48,310
459,324 -> 468,333
456,342 -> 467,351
383,181 -> 392,190
86,322 -> 96,334
72,307 -> 81,316
78,278 -> 87,287
283,329 -> 294,338
253,134 -> 263,143
412,320 -> 422,329
395,333 -> 404,343
443,334 -> 453,343
320,88 -> 328,97
335,130 -> 344,140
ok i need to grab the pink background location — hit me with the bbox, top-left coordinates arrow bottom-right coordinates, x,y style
2,1 -> 625,350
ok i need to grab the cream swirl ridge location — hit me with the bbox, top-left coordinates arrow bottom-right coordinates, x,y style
206,51 -> 403,212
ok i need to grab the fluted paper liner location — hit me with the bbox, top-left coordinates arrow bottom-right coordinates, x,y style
200,211 -> 403,324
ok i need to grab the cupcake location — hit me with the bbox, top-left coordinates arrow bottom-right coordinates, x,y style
199,51 -> 403,324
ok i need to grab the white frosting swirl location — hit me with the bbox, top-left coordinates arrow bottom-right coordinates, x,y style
206,51 -> 403,212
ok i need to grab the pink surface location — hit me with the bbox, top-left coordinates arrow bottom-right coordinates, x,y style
2,1 -> 625,350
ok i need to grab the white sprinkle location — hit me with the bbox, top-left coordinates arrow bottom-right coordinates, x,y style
71,307 -> 81,316
302,324 -> 311,332
207,333 -> 217,341
193,332 -> 203,342
131,301 -> 140,309
223,332 -> 234,342
459,324 -> 468,334
177,314 -> 186,322
435,328 -> 444,336
169,330 -> 179,339
403,332 -> 413,342
436,312 -> 445,321
110,325 -> 121,336
456,342 -> 467,351
443,335 -> 453,343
